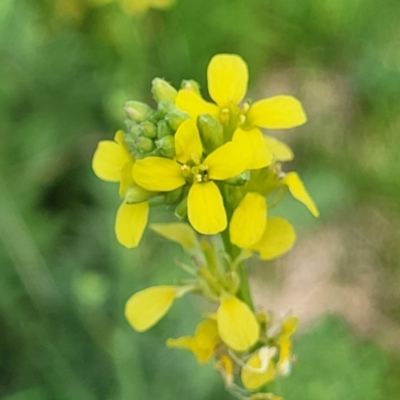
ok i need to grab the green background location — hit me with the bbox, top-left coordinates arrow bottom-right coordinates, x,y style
1,0 -> 400,399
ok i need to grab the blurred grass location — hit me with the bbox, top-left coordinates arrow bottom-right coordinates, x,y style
1,0 -> 400,399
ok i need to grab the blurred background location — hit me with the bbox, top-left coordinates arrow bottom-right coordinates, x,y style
1,0 -> 400,399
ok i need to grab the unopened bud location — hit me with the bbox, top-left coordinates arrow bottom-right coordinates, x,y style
141,121 -> 157,139
197,114 -> 224,152
125,101 -> 153,123
135,136 -> 155,154
157,119 -> 174,139
127,123 -> 143,138
157,100 -> 176,117
152,78 -> 177,103
164,186 -> 183,205
224,170 -> 251,186
181,79 -> 201,95
155,135 -> 175,158
175,196 -> 187,220
165,110 -> 189,131
125,183 -> 154,203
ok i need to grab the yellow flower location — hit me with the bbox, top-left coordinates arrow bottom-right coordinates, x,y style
276,316 -> 298,375
133,119 -> 251,235
175,54 -> 307,169
125,285 -> 193,332
217,296 -> 260,352
92,131 -> 149,248
241,347 -> 276,390
167,319 -> 219,363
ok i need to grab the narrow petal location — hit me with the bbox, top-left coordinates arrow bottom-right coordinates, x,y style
125,286 -> 177,332
206,141 -> 251,181
92,140 -> 131,182
241,347 -> 276,390
188,182 -> 227,234
264,135 -> 294,162
150,222 -> 199,251
175,119 -> 203,164
250,217 -> 296,260
175,90 -> 219,120
217,296 -> 259,351
233,127 -> 273,169
207,54 -> 248,107
246,95 -> 307,129
133,157 -> 185,191
230,192 -> 267,248
118,161 -> 134,197
283,172 -> 319,217
115,202 -> 149,248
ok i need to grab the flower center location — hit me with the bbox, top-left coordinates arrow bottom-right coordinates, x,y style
180,153 -> 210,183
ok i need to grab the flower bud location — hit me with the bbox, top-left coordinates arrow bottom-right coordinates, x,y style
135,136 -> 155,154
197,114 -> 224,153
157,100 -> 176,118
125,101 -> 154,123
141,121 -> 157,139
155,135 -> 175,158
157,119 -> 174,139
164,186 -> 183,205
224,170 -> 251,186
165,110 -> 189,131
181,79 -> 201,95
125,183 -> 154,203
175,196 -> 187,220
152,78 -> 177,103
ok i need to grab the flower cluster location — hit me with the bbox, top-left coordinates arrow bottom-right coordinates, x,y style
92,54 -> 318,399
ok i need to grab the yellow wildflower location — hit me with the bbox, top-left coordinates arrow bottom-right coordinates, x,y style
92,130 -> 149,248
175,54 -> 306,169
167,319 -> 219,363
132,119 -> 251,235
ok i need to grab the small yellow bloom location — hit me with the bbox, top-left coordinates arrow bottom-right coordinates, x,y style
241,347 -> 276,390
276,316 -> 298,375
133,119 -> 251,234
176,54 -> 306,168
167,319 -> 219,363
92,131 -> 149,248
217,296 -> 259,352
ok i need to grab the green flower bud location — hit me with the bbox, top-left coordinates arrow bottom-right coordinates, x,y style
224,170 -> 251,186
175,196 -> 187,220
155,135 -> 175,158
197,114 -> 224,153
165,110 -> 189,131
125,101 -> 154,123
157,100 -> 176,118
140,121 -> 157,139
164,186 -> 183,205
127,123 -> 143,138
135,136 -> 155,154
181,79 -> 201,96
125,183 -> 154,203
157,119 -> 174,139
152,78 -> 177,103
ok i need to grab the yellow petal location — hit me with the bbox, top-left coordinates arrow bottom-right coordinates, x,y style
174,119 -> 203,164
241,347 -> 276,390
166,336 -> 194,352
217,296 -> 259,351
207,54 -> 248,107
230,192 -> 267,248
133,157 -> 185,191
92,140 -> 131,182
264,135 -> 294,162
150,222 -> 199,251
205,141 -> 251,181
250,217 -> 296,260
125,286 -> 177,332
233,127 -> 273,169
115,202 -> 149,248
188,182 -> 227,235
246,95 -> 307,129
283,172 -> 319,217
119,161 -> 134,197
175,90 -> 219,120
